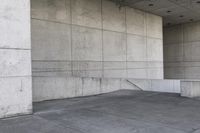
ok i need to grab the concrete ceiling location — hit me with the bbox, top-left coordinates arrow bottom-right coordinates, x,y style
111,0 -> 200,26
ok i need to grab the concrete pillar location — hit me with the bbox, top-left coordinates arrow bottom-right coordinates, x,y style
0,0 -> 32,118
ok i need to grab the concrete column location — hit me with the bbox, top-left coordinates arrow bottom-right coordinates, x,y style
0,0 -> 32,118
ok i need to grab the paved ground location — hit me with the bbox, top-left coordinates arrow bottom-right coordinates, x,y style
1,90 -> 200,133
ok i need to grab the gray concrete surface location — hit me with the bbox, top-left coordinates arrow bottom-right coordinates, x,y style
110,0 -> 200,26
31,0 -> 164,102
164,21 -> 200,98
0,0 -> 32,118
33,77 -> 181,102
32,0 -> 163,80
181,80 -> 200,98
164,22 -> 200,79
1,90 -> 200,133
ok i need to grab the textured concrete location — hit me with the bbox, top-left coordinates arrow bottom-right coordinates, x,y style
103,31 -> 126,61
126,8 -> 146,36
146,13 -> 163,39
32,19 -> 71,60
127,35 -> 146,62
102,0 -> 126,32
181,80 -> 200,98
164,21 -> 200,79
0,0 -> 31,49
0,0 -> 32,118
109,0 -> 200,26
164,21 -> 200,97
33,77 -> 180,102
32,0 -> 163,79
71,0 -> 102,29
0,77 -> 32,118
31,0 -> 71,24
31,0 -> 164,102
103,62 -> 127,78
72,25 -> 102,61
33,77 -> 82,102
0,49 -> 31,76
121,79 -> 180,93
1,90 -> 200,133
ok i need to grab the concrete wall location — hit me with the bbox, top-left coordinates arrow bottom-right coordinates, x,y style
34,77 -> 180,102
181,80 -> 200,98
164,21 -> 200,79
164,21 -> 200,98
31,0 -> 163,102
0,0 -> 32,118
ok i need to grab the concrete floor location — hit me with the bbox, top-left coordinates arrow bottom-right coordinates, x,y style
1,90 -> 200,133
